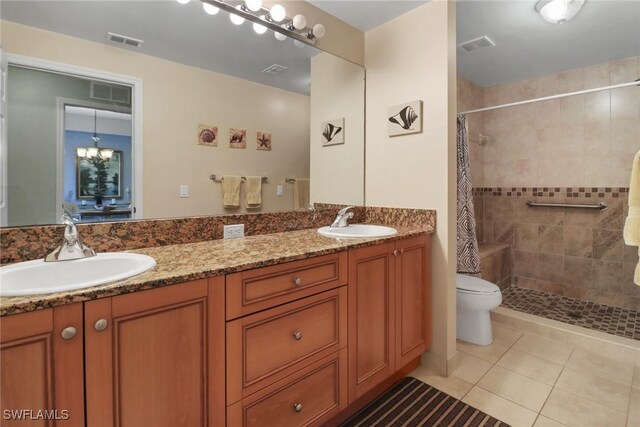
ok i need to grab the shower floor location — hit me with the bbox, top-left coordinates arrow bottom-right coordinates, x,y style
500,286 -> 640,341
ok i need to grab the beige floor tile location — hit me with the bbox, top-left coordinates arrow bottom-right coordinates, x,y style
477,365 -> 552,412
451,352 -> 493,384
602,342 -> 640,364
533,416 -> 566,427
493,323 -> 524,347
565,348 -> 634,387
457,339 -> 510,364
541,388 -> 627,427
408,365 -> 473,400
513,334 -> 574,365
497,348 -> 564,385
628,387 -> 640,425
462,386 -> 538,427
555,367 -> 631,413
634,365 -> 640,390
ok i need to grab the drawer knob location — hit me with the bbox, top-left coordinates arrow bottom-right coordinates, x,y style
400,248 -> 405,254
293,403 -> 303,413
293,331 -> 303,341
393,249 -> 398,256
61,326 -> 77,340
293,277 -> 302,287
94,319 -> 108,332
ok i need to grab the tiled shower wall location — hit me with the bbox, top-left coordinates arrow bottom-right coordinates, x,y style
458,56 -> 640,309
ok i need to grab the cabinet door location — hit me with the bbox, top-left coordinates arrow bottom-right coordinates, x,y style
0,304 -> 84,427
85,278 -> 225,427
347,243 -> 395,403
395,235 -> 431,368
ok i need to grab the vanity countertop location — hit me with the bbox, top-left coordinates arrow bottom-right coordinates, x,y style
0,225 -> 432,316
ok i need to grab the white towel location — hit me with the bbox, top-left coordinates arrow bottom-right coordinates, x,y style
245,176 -> 262,208
624,150 -> 640,285
222,175 -> 241,208
293,179 -> 310,210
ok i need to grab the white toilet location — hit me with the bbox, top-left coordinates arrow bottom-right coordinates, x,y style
456,274 -> 502,346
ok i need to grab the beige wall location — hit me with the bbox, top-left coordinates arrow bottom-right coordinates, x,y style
365,0 -> 458,372
310,52 -> 365,206
457,77 -> 485,188
265,0 -> 364,66
2,21 -> 311,219
478,56 -> 640,188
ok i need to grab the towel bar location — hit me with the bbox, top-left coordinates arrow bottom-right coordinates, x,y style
209,174 -> 268,183
285,178 -> 297,183
526,200 -> 607,210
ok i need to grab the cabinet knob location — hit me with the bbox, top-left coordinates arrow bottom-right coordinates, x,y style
293,277 -> 302,287
293,403 -> 303,413
400,248 -> 405,254
94,319 -> 108,332
61,326 -> 77,340
293,331 -> 303,341
393,249 -> 398,256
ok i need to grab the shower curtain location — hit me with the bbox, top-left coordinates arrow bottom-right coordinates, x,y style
457,115 -> 481,277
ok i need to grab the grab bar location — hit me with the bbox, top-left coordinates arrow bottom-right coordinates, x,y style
526,200 -> 607,210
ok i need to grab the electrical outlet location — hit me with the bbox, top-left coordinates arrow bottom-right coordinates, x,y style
180,185 -> 189,198
276,185 -> 284,196
223,224 -> 245,239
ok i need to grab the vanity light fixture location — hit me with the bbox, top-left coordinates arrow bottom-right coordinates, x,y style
176,0 -> 191,4
76,110 -> 114,161
536,0 -> 585,24
199,0 -> 326,46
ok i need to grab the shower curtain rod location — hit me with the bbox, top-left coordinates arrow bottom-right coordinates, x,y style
458,80 -> 640,116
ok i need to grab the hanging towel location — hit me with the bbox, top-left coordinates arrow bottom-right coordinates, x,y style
624,150 -> 640,285
222,175 -> 241,208
293,179 -> 310,210
245,176 -> 262,208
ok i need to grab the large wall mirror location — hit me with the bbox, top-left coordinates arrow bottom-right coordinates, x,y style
0,0 -> 365,227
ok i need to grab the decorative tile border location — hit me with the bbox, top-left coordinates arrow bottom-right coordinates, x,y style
0,206 -> 435,265
475,187 -> 629,198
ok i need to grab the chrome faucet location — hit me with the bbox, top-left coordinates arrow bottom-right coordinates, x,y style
330,206 -> 355,228
45,212 -> 96,261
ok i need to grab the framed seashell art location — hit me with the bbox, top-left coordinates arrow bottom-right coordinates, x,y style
197,125 -> 218,147
388,100 -> 422,137
257,131 -> 272,151
321,117 -> 345,146
229,128 -> 247,149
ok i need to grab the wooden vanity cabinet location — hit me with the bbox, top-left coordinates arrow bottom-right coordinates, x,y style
0,303 -> 85,427
84,277 -> 226,427
347,235 -> 431,403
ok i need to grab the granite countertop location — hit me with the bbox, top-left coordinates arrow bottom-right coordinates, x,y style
1,225 -> 432,316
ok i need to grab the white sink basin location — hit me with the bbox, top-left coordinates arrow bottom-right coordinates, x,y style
318,224 -> 398,239
0,253 -> 156,297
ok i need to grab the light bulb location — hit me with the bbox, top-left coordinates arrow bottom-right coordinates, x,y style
311,23 -> 326,39
291,14 -> 306,30
76,147 -> 87,157
274,29 -> 287,41
100,149 -> 114,159
230,6 -> 245,25
202,2 -> 219,15
176,0 -> 190,4
87,147 -> 99,158
269,4 -> 286,22
245,0 -> 262,12
253,16 -> 267,35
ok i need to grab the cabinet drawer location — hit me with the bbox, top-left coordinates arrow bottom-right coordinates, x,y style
226,252 -> 347,320
227,348 -> 347,427
227,288 -> 347,403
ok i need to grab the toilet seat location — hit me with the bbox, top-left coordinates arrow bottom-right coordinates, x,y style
456,274 -> 500,295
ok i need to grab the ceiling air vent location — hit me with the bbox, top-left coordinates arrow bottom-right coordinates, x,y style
107,32 -> 144,48
457,36 -> 495,53
262,64 -> 288,75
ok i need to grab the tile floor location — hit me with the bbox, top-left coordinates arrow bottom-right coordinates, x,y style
501,286 -> 640,341
409,323 -> 640,427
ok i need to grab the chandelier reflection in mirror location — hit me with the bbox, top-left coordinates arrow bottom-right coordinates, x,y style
177,0 -> 326,46
76,110 -> 114,161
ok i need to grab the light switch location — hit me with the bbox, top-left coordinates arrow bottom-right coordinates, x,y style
276,185 -> 284,196
180,185 -> 189,198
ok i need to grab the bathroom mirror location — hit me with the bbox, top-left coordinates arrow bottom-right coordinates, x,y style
0,0 -> 365,227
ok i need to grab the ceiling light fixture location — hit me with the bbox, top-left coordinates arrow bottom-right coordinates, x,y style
76,110 -> 114,161
199,0 -> 325,46
535,0 -> 585,24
